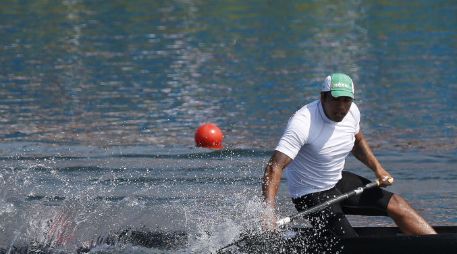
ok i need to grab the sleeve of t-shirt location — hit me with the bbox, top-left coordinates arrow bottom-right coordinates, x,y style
275,111 -> 310,160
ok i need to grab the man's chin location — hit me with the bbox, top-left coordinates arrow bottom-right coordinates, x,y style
332,116 -> 345,122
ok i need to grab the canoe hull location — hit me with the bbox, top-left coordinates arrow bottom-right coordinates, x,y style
232,226 -> 457,254
345,226 -> 457,254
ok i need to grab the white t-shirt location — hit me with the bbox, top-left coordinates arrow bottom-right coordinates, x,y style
275,100 -> 360,198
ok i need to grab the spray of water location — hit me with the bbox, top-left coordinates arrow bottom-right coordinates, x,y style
184,193 -> 265,253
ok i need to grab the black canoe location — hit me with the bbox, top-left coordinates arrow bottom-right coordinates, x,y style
228,226 -> 457,254
344,226 -> 457,254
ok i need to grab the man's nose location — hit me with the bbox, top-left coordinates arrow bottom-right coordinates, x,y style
335,101 -> 350,111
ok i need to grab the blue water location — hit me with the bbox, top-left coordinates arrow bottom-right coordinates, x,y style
0,0 -> 456,253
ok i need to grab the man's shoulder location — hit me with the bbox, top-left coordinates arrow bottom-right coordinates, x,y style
349,102 -> 360,115
286,101 -> 318,127
350,102 -> 359,111
296,100 -> 319,114
347,102 -> 361,123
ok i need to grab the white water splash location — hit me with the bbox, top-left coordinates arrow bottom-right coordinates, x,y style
180,192 -> 267,253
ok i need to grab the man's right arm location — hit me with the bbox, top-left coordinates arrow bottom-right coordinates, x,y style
262,150 -> 292,209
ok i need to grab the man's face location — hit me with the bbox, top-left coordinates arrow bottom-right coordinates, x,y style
321,93 -> 353,122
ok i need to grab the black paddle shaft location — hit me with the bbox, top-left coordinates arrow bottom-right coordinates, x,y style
278,180 -> 380,226
216,180 -> 380,253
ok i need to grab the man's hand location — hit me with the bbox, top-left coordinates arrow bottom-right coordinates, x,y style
375,169 -> 394,187
261,206 -> 278,232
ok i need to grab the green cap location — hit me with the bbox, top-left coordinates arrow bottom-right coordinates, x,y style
321,73 -> 354,98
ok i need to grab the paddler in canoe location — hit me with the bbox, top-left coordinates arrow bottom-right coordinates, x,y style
262,73 -> 437,237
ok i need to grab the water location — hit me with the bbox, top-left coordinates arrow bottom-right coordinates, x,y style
0,0 -> 456,252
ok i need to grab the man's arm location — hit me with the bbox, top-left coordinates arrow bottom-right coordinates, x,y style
262,150 -> 292,209
351,131 -> 394,186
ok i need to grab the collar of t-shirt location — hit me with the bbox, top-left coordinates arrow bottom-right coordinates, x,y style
318,100 -> 336,125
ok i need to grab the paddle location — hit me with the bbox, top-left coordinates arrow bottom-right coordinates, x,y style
216,179 -> 382,253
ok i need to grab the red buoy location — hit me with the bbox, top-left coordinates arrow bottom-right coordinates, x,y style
194,123 -> 224,149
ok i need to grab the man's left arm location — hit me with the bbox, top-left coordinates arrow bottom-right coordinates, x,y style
351,131 -> 394,186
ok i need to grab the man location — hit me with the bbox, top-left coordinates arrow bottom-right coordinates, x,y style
262,73 -> 436,237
